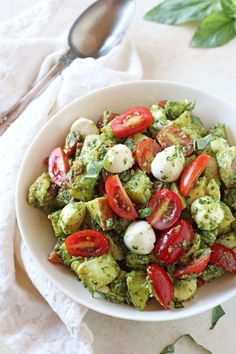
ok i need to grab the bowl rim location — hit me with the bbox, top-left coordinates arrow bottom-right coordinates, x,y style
16,79 -> 236,321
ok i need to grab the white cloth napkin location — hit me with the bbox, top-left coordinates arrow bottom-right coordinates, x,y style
0,1 -> 142,353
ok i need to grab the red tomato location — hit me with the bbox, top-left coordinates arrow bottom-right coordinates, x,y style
157,125 -> 194,157
65,230 -> 109,258
147,263 -> 174,309
158,100 -> 167,108
175,251 -> 211,278
210,243 -> 236,274
105,175 -> 138,220
197,277 -> 205,288
48,147 -> 70,186
153,219 -> 194,264
48,250 -> 61,265
179,154 -> 212,196
147,190 -> 182,230
65,146 -> 76,157
135,138 -> 162,174
110,107 -> 153,138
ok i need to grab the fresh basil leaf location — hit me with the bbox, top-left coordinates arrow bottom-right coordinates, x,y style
221,0 -> 236,17
138,207 -> 153,218
191,11 -> 236,47
144,0 -> 218,25
210,305 -> 225,329
174,301 -> 184,308
192,115 -> 204,126
160,344 -> 175,354
119,170 -> 133,183
80,161 -> 103,188
85,161 -> 104,179
160,334 -> 212,354
124,137 -> 136,152
194,134 -> 212,150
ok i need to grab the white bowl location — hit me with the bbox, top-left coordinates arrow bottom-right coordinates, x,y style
16,80 -> 236,321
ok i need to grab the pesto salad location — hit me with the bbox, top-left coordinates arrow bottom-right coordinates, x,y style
28,99 -> 236,311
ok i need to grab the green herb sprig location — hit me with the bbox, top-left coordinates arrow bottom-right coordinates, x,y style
145,0 -> 236,48
160,334 -> 212,354
160,304 -> 225,353
210,304 -> 225,329
138,207 -> 153,218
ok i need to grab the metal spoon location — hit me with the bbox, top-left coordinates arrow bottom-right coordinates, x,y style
0,0 -> 135,135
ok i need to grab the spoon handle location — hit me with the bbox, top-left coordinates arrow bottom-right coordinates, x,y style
0,49 -> 76,136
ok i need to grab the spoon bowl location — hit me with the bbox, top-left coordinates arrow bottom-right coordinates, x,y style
68,0 -> 135,58
0,0 -> 135,135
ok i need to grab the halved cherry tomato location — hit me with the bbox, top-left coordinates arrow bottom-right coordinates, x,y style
147,263 -> 174,309
210,243 -> 236,274
105,175 -> 138,220
153,219 -> 194,264
175,251 -> 211,278
147,190 -> 182,230
48,250 -> 61,265
197,277 -> 205,288
65,145 -> 76,157
65,230 -> 109,257
179,154 -> 212,196
158,100 -> 167,108
157,126 -> 194,157
48,147 -> 70,186
135,138 -> 162,174
110,107 -> 153,138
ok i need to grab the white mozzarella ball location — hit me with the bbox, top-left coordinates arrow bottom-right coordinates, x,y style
124,221 -> 156,255
151,146 -> 185,182
191,196 -> 224,231
103,144 -> 134,173
70,117 -> 99,139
